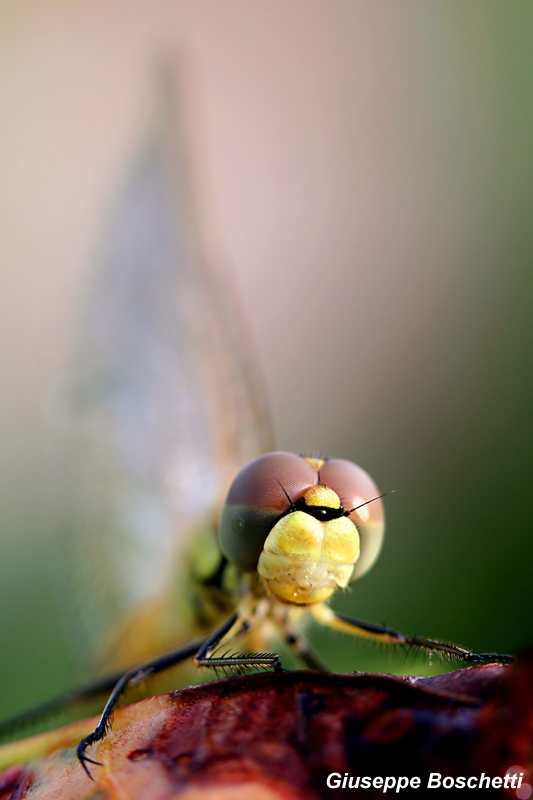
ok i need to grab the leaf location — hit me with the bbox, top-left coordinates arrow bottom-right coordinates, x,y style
1,653 -> 531,799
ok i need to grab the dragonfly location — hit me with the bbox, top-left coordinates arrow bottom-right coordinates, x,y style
72,449 -> 513,777
0,81 -> 513,779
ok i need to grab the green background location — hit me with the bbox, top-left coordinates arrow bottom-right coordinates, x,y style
1,2 -> 532,723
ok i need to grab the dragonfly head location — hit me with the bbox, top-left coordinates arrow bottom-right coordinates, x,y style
218,452 -> 385,607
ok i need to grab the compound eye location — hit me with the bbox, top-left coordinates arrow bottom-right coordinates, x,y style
218,452 -> 318,572
319,459 -> 385,581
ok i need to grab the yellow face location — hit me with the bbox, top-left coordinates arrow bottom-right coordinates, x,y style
257,483 -> 360,605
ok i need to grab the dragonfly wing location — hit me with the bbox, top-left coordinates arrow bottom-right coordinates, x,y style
49,77 -> 273,676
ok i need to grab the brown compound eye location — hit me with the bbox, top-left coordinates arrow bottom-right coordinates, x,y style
218,452 -> 318,572
319,459 -> 385,581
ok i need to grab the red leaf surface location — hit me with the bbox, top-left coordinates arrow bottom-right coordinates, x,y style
1,651 -> 532,799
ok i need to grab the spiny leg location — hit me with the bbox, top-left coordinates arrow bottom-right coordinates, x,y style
312,604 -> 514,665
0,640 -> 228,746
76,636 -> 206,777
0,667 -> 144,744
193,612 -> 282,674
77,612 -> 282,778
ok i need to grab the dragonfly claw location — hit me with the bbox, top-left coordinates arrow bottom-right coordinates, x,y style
77,737 -> 103,780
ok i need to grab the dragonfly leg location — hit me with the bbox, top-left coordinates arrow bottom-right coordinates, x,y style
193,611 -> 283,674
77,635 -> 210,778
0,667 -> 143,744
77,610 -> 283,778
283,629 -> 330,672
272,614 -> 329,671
311,604 -> 514,665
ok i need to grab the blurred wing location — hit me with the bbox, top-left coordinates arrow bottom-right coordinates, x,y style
49,76 -> 272,675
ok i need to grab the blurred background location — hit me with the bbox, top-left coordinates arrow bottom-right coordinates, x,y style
1,1 -> 533,721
